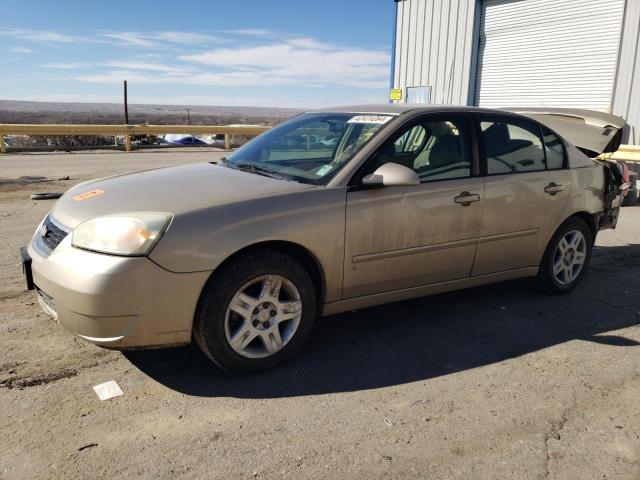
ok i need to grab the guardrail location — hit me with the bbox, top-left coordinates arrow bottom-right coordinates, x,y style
0,124 -> 271,154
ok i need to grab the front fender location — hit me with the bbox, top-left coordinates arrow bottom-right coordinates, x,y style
149,187 -> 347,302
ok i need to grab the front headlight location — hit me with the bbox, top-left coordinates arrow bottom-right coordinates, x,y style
72,212 -> 172,256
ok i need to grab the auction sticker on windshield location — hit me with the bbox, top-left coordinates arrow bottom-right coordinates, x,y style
347,115 -> 393,124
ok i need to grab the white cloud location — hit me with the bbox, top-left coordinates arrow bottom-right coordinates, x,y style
11,28 -> 389,93
134,53 -> 163,59
156,32 -> 220,44
77,65 -> 388,89
100,31 -> 156,47
77,70 -> 182,85
285,37 -> 334,50
1,28 -> 78,44
177,38 -> 390,88
10,46 -> 32,54
101,61 -> 190,73
42,63 -> 86,69
226,28 -> 274,37
99,30 -> 221,47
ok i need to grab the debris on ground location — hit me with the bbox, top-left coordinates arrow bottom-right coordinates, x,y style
77,443 -> 98,451
30,192 -> 63,200
93,380 -> 124,401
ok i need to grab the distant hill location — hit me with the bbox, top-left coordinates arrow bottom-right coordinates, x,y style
0,100 -> 303,126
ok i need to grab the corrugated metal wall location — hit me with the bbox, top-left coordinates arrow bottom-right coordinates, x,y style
392,0 -> 638,145
392,0 -> 476,105
613,0 -> 640,145
475,0 -> 624,110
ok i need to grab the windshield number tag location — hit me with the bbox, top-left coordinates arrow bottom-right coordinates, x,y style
347,115 -> 393,125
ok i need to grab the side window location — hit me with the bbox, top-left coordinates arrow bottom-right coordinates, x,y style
542,127 -> 565,170
393,125 -> 427,154
368,118 -> 471,183
480,117 -> 546,174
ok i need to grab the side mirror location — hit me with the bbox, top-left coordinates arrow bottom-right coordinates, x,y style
362,162 -> 420,187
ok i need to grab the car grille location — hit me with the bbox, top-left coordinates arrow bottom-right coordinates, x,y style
33,215 -> 70,256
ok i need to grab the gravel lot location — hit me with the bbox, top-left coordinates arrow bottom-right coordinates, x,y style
1,150 -> 639,479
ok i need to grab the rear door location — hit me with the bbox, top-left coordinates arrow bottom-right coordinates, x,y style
343,114 -> 484,299
472,114 -> 572,276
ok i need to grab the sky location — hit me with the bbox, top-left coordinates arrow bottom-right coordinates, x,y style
0,0 -> 395,108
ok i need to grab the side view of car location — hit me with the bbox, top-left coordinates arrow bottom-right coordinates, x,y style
167,135 -> 208,146
23,105 -> 627,373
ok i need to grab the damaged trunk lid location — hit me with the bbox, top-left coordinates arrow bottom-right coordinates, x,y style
505,107 -> 626,158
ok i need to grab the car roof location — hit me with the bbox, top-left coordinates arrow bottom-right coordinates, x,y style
307,104 -> 626,155
307,104 -> 512,115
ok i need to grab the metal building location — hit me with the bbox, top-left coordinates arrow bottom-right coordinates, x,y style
391,0 -> 640,144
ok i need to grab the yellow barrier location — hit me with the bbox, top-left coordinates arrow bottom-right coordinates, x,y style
603,144 -> 640,163
0,124 -> 271,154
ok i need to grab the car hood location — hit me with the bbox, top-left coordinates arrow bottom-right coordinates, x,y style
505,108 -> 626,157
51,163 -> 315,228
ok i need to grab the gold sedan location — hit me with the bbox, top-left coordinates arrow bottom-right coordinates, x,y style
23,105 -> 626,372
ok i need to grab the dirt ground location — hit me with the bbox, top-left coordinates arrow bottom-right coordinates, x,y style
1,150 -> 639,479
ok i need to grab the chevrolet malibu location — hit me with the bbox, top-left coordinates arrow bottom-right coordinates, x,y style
23,105 -> 626,372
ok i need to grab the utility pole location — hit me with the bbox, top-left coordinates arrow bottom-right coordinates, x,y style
123,80 -> 129,124
186,108 -> 191,125
123,80 -> 131,151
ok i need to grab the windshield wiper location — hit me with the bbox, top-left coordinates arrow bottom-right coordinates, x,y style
233,162 -> 292,181
215,157 -> 236,168
216,158 -> 302,182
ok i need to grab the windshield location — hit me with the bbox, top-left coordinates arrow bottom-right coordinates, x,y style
224,113 -> 395,184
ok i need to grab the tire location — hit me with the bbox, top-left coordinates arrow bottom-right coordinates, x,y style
535,217 -> 593,294
193,250 -> 316,373
31,192 -> 63,200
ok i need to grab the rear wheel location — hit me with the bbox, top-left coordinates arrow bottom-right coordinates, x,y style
535,217 -> 593,294
193,250 -> 316,373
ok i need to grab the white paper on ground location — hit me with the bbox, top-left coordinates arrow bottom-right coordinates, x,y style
93,380 -> 124,401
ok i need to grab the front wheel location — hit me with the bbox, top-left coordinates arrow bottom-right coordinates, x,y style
193,250 -> 316,373
535,217 -> 593,294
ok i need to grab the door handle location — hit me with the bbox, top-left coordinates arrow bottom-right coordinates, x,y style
454,191 -> 481,206
544,182 -> 566,195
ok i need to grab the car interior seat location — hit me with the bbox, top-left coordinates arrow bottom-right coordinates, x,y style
427,134 -> 461,168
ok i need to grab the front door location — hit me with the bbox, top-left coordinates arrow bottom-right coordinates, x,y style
343,115 -> 484,299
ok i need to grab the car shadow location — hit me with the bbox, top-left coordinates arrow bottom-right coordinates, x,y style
124,243 -> 640,398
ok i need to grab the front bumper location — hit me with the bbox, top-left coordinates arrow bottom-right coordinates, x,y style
26,234 -> 211,349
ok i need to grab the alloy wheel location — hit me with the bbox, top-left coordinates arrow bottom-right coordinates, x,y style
552,229 -> 587,286
224,274 -> 302,359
